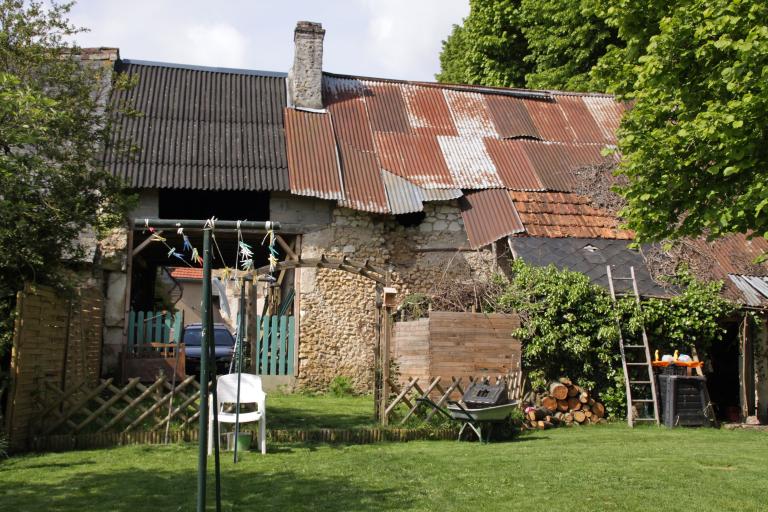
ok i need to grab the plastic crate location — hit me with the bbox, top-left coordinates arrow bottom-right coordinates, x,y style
657,374 -> 713,427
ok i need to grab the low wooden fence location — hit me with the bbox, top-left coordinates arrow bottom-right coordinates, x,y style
383,372 -> 525,426
33,375 -> 202,440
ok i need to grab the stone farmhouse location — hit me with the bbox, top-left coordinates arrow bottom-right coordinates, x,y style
79,22 -> 766,419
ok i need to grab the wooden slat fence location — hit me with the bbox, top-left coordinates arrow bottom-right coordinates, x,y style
384,371 -> 525,426
253,315 -> 295,376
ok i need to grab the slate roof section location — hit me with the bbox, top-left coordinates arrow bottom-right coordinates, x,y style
105,60 -> 289,191
509,237 -> 670,297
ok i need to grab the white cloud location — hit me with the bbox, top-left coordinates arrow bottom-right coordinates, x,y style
180,23 -> 249,68
361,0 -> 469,80
67,0 -> 469,80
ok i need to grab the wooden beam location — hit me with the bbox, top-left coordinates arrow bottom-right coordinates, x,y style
275,235 -> 298,261
132,230 -> 164,257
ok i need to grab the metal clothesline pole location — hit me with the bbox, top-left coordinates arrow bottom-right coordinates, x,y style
134,219 -> 280,512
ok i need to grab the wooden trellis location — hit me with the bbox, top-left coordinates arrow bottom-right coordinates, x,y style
383,371 -> 525,426
34,375 -> 206,436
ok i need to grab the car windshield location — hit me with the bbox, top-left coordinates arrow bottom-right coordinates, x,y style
182,328 -> 234,347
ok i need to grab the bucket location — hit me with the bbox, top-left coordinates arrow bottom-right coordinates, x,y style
226,432 -> 252,452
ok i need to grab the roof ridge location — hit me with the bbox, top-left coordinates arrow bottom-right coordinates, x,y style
322,71 -> 615,99
119,58 -> 287,78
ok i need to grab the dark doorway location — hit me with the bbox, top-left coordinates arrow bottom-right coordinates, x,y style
158,189 -> 270,221
706,322 -> 741,421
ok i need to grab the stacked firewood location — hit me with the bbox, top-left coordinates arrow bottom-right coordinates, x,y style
522,378 -> 607,430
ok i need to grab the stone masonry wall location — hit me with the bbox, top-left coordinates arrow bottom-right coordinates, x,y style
297,202 -> 500,393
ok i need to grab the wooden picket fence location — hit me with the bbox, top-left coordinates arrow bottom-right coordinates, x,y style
127,310 -> 184,350
33,375 -> 203,437
383,371 -> 525,426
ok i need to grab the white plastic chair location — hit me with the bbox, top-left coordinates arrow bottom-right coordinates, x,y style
208,373 -> 267,454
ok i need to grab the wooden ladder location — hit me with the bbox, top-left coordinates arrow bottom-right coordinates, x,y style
606,265 -> 660,427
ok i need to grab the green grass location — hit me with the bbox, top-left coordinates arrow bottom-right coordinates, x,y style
268,393 -> 376,429
1,425 -> 767,511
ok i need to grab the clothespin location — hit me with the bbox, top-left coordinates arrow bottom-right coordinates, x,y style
241,259 -> 254,271
144,218 -> 155,233
239,241 -> 253,259
191,247 -> 203,266
182,235 -> 192,252
167,246 -> 177,258
204,217 -> 217,230
151,233 -> 166,242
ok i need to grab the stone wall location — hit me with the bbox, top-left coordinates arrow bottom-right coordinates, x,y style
296,202 -> 500,393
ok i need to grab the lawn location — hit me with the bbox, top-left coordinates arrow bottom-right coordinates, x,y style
1,425 -> 766,511
268,393 -> 377,429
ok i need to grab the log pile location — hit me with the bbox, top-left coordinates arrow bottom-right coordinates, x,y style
522,378 -> 607,430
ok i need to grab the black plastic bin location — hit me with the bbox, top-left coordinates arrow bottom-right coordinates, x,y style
657,374 -> 713,427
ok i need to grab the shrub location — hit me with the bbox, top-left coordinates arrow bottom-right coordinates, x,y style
328,376 -> 354,397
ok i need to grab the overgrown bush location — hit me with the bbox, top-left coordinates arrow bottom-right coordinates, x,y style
498,259 -> 735,418
328,376 -> 354,397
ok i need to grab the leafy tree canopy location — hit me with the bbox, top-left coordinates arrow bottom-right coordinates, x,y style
0,1 -> 131,350
438,0 -> 768,244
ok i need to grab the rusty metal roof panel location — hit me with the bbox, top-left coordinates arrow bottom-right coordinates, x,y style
381,170 -> 424,214
525,99 -> 577,143
375,132 -> 455,188
582,96 -> 624,143
401,85 -> 458,136
443,89 -> 498,138
522,141 -> 606,191
285,108 -> 344,200
362,82 -> 411,134
485,95 -> 540,139
437,135 -> 504,189
484,138 -> 545,190
557,96 -> 607,143
461,189 -> 525,249
337,141 -> 389,213
420,187 -> 462,202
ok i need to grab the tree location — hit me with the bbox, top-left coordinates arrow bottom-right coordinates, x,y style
519,0 -> 617,92
437,0 -> 615,92
0,1 -> 130,352
436,0 -> 531,87
612,0 -> 768,242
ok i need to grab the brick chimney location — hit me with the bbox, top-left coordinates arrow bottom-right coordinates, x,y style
287,21 -> 325,109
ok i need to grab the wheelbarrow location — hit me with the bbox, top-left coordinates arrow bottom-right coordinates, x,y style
417,397 -> 519,442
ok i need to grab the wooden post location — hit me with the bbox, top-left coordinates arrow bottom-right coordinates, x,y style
374,286 -> 383,422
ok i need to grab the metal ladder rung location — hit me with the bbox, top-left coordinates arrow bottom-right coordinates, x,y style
630,381 -> 652,385
624,345 -> 647,348
626,362 -> 649,366
634,417 -> 657,422
631,399 -> 656,403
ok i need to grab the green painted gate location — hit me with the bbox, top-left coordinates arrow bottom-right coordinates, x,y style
253,315 -> 295,376
127,310 -> 184,350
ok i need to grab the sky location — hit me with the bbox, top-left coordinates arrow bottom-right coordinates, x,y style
68,0 -> 470,81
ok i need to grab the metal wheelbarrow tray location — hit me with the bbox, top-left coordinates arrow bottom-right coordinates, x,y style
417,398 -> 519,442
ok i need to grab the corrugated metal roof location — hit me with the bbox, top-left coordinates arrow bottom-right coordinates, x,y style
437,136 -> 504,189
461,189 -> 525,249
336,141 -> 388,213
106,60 -> 288,190
285,108 -> 343,200
382,170 -> 424,214
728,275 -> 768,306
285,73 -> 625,217
420,188 -> 462,201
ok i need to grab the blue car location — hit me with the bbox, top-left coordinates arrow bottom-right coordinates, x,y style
183,323 -> 235,375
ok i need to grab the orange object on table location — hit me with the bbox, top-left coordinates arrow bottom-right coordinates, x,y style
651,360 -> 703,368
